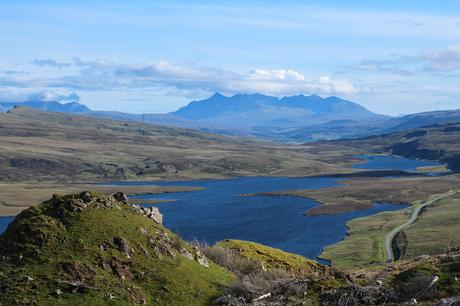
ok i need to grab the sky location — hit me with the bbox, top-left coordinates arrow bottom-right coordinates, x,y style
1,1 -> 460,115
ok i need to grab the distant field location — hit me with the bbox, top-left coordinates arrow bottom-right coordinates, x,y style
335,121 -> 460,172
315,180 -> 460,270
319,209 -> 408,270
403,193 -> 460,258
249,175 -> 460,215
0,107 -> 356,183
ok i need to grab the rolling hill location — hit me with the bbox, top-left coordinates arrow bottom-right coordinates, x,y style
335,120 -> 460,172
4,94 -> 460,143
0,106 -> 352,183
0,94 -> 389,141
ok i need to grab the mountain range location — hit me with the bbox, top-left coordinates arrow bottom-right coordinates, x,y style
3,93 -> 460,142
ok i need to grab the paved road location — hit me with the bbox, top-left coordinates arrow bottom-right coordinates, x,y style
384,190 -> 458,262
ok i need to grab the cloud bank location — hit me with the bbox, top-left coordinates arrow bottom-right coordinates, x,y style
0,58 -> 360,99
0,89 -> 80,103
349,43 -> 460,75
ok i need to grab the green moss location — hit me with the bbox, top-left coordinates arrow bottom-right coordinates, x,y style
0,193 -> 233,305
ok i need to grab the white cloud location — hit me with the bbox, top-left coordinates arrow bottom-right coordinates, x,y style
32,59 -> 71,68
422,44 -> 460,72
2,58 -> 360,98
347,43 -> 460,75
248,69 -> 306,81
0,89 -> 80,103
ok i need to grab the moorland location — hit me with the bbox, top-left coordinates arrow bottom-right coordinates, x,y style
2,99 -> 460,305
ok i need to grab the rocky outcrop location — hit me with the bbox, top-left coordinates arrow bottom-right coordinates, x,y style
130,204 -> 163,224
436,296 -> 460,306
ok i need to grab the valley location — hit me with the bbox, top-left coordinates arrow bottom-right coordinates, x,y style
1,99 -> 460,305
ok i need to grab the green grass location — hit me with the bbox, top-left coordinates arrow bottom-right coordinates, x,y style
404,194 -> 460,258
0,193 -> 234,305
216,239 -> 322,276
319,209 -> 409,270
320,191 -> 460,270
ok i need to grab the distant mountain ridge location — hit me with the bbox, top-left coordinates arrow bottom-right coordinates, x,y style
171,93 -> 385,129
3,93 -> 460,142
174,93 -> 372,119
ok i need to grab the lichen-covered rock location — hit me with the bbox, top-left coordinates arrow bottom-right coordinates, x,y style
113,237 -> 132,257
180,248 -> 194,260
113,191 -> 129,204
193,247 -> 209,267
147,207 -> 163,224
436,296 -> 460,306
131,204 -> 163,224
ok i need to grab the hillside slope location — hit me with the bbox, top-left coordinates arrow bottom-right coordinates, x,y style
336,121 -> 460,171
5,96 -> 460,143
0,106 -> 351,182
1,94 -> 389,141
0,192 -> 233,305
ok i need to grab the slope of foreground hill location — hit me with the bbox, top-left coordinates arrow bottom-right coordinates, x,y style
0,106 -> 351,183
0,192 -> 233,305
1,192 -> 460,305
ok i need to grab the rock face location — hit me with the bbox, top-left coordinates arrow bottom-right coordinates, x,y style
130,204 -> 163,224
113,237 -> 132,257
436,296 -> 460,306
146,207 -> 163,224
113,191 -> 129,204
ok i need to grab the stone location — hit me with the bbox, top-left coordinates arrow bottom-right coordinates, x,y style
436,296 -> 460,306
113,192 -> 129,204
103,258 -> 133,279
147,207 -> 163,224
81,192 -> 92,203
99,242 -> 111,251
65,199 -> 86,212
180,248 -> 194,260
193,248 -> 209,267
113,237 -> 132,257
129,287 -> 147,304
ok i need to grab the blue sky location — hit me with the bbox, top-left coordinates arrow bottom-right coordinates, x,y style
1,1 -> 460,115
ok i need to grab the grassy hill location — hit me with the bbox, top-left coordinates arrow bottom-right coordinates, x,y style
0,192 -> 233,305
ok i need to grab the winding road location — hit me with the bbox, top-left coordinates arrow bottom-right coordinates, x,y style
384,190 -> 458,262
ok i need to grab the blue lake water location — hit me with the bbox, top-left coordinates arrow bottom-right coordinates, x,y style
352,154 -> 441,171
0,216 -> 14,234
0,155 -> 442,262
